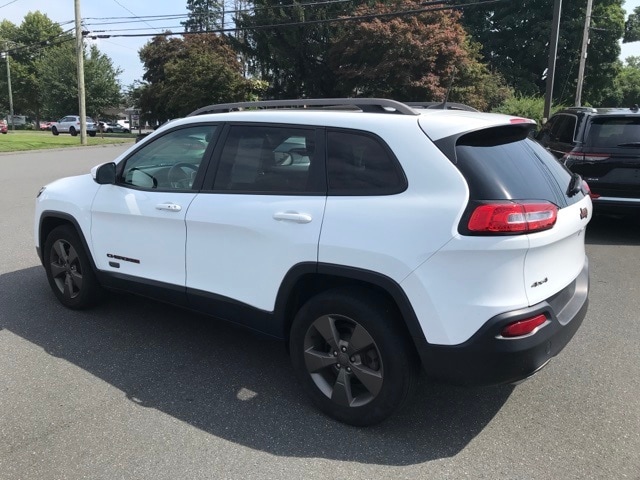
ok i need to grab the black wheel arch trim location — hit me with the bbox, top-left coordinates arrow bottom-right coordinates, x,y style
273,262 -> 429,352
37,211 -> 97,272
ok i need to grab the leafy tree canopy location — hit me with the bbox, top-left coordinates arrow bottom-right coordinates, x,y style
329,1 -> 511,110
457,0 -> 625,106
0,11 -> 121,121
624,5 -> 640,42
136,33 -> 253,121
36,42 -> 122,120
182,0 -> 223,32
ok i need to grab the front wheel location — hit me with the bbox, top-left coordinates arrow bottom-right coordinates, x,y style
289,288 -> 418,426
43,225 -> 103,309
88,131 -> 96,137
51,126 -> 59,136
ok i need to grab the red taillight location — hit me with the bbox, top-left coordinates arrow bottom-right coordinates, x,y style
501,314 -> 547,338
468,202 -> 558,234
562,152 -> 609,164
581,180 -> 600,199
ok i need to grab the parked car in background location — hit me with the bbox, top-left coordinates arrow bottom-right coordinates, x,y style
51,116 -> 97,137
99,121 -> 130,134
117,119 -> 130,130
0,120 -> 7,134
39,121 -> 53,131
537,105 -> 640,213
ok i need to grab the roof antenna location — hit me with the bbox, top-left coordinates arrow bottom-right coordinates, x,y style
441,67 -> 457,109
426,67 -> 457,110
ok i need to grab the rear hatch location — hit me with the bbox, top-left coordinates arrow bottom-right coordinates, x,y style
433,123 -> 591,306
565,115 -> 640,199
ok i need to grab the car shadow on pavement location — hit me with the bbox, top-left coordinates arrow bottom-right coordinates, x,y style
586,213 -> 640,246
0,267 -> 514,466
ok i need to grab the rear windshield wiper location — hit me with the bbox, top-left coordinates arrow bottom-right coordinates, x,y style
567,173 -> 583,197
616,142 -> 640,147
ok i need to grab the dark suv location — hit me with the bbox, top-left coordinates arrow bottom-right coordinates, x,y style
537,106 -> 640,213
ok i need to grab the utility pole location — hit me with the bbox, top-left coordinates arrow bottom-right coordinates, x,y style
575,0 -> 593,106
3,45 -> 15,131
543,0 -> 563,123
74,0 -> 87,145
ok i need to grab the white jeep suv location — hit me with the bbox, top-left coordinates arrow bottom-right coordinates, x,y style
35,99 -> 591,426
51,115 -> 98,137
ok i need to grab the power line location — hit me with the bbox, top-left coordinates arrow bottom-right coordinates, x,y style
85,0 -> 503,38
0,0 -> 21,9
111,0 -> 162,33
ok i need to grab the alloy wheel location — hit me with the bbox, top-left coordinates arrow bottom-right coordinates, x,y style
303,314 -> 384,408
49,238 -> 83,300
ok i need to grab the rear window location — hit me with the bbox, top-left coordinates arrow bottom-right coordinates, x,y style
586,116 -> 640,147
452,126 -> 580,207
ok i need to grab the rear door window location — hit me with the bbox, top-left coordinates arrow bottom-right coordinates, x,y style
211,125 -> 322,194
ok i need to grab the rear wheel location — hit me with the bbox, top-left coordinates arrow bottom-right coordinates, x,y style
289,288 -> 418,426
69,127 -> 77,136
43,225 -> 103,309
51,126 -> 59,136
88,131 -> 96,137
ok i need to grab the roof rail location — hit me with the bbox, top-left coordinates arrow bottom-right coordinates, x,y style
406,101 -> 479,112
565,106 -> 597,113
187,98 -> 419,117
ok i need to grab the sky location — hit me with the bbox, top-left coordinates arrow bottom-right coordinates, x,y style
1,0 -> 640,89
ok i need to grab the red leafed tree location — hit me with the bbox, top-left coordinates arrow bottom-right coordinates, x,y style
329,2 -> 509,108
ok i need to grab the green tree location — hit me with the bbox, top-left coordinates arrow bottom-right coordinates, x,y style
329,2 -> 512,110
0,12 -> 67,122
236,0 -> 350,98
182,0 -> 223,32
137,33 -> 251,120
458,0 -> 625,106
36,41 -> 122,120
624,5 -> 640,42
616,56 -> 640,106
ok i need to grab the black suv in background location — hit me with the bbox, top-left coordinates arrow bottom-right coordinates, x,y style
537,106 -> 640,213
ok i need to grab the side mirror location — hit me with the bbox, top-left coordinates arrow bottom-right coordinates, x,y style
92,162 -> 116,184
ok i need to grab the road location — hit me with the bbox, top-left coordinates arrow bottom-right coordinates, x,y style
1,145 -> 639,479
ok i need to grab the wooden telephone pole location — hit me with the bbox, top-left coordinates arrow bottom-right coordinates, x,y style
575,0 -> 594,106
74,0 -> 87,145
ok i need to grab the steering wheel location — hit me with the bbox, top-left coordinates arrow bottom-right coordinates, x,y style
168,163 -> 198,189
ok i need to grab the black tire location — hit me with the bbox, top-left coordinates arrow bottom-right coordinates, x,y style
289,288 -> 418,426
88,131 -> 96,137
51,126 -> 59,136
43,225 -> 103,309
69,127 -> 77,137
106,128 -> 113,133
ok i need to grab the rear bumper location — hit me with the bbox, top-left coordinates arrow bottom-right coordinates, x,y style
418,258 -> 589,386
592,196 -> 640,213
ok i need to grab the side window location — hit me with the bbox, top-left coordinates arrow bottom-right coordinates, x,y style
119,125 -> 216,191
555,115 -> 577,144
327,131 -> 406,195
213,125 -> 318,193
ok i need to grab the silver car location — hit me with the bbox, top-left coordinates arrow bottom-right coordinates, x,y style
51,115 -> 97,137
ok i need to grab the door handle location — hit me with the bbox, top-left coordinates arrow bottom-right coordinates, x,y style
273,212 -> 312,224
156,203 -> 182,212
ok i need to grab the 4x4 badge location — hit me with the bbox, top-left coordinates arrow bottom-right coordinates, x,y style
580,207 -> 588,220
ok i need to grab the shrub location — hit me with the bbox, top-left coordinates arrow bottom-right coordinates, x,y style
492,96 -> 566,130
